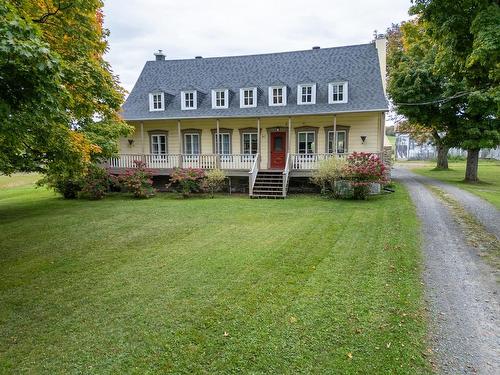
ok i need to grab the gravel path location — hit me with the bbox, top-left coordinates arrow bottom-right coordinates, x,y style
397,164 -> 500,240
393,167 -> 500,374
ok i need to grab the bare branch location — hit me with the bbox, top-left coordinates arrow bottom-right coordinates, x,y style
32,1 -> 73,24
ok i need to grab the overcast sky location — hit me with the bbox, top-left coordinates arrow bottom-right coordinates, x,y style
103,0 -> 412,93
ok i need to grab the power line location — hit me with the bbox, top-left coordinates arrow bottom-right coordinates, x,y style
392,90 -> 478,106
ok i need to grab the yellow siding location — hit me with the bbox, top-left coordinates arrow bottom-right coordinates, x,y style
120,112 -> 384,169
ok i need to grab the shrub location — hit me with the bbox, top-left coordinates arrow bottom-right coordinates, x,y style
202,169 -> 227,198
344,152 -> 387,200
78,165 -> 110,200
120,160 -> 155,198
168,168 -> 205,198
310,157 -> 347,198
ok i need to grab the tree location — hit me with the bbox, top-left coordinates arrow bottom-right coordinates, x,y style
0,0 -> 130,176
387,21 -> 462,169
411,0 -> 500,182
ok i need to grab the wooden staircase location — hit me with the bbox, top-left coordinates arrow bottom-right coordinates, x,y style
250,171 -> 286,198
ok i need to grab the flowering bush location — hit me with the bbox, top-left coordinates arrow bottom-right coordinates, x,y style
168,168 -> 206,198
310,157 -> 347,198
79,165 -> 110,200
202,169 -> 227,198
344,152 -> 387,199
120,160 -> 155,198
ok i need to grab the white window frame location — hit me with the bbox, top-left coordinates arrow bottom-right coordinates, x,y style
184,133 -> 200,154
149,92 -> 164,111
328,130 -> 347,154
240,87 -> 257,108
214,132 -> 231,154
328,82 -> 348,104
242,132 -> 258,155
211,89 -> 229,109
297,84 -> 316,105
151,134 -> 167,155
181,90 -> 197,110
268,86 -> 287,106
297,131 -> 316,154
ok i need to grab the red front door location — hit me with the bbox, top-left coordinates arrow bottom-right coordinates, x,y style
270,131 -> 287,169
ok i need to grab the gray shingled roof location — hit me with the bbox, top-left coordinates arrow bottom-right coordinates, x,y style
122,43 -> 388,120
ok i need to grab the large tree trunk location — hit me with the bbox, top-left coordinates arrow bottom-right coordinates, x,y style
436,144 -> 449,169
465,149 -> 480,182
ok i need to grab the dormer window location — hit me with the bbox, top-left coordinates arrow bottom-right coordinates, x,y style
181,90 -> 197,110
328,82 -> 348,103
240,87 -> 257,108
297,84 -> 316,105
269,86 -> 286,106
149,92 -> 164,111
212,89 -> 229,109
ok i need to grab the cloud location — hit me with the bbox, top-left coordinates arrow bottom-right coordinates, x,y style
103,0 -> 410,92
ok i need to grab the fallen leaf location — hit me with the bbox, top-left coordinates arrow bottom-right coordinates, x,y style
347,352 -> 353,359
289,316 -> 297,324
386,342 -> 391,348
223,331 -> 229,337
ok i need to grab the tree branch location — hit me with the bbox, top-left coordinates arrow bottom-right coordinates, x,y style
32,1 -> 73,24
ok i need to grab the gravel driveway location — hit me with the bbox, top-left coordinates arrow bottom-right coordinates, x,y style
393,167 -> 500,374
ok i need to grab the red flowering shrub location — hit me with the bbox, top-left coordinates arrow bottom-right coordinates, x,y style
79,165 -> 111,200
168,168 -> 206,198
120,160 -> 155,198
344,152 -> 387,199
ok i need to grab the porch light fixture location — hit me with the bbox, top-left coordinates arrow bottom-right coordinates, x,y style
128,139 -> 135,146
360,135 -> 367,144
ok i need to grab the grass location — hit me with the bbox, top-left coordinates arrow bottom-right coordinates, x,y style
0,181 -> 430,374
409,160 -> 500,209
0,173 -> 40,189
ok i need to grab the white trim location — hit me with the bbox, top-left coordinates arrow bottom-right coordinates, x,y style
149,92 -> 164,111
211,89 -> 229,109
239,87 -> 257,108
327,130 -> 347,153
150,133 -> 167,154
297,83 -> 316,105
297,131 -> 316,154
124,108 -> 389,121
183,133 -> 200,154
268,86 -> 287,106
242,132 -> 258,155
328,82 -> 348,104
181,90 -> 197,110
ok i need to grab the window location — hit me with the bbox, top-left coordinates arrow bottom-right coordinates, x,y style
268,86 -> 287,106
184,133 -> 200,154
151,134 -> 167,154
328,82 -> 348,103
181,90 -> 197,110
297,131 -> 315,154
297,84 -> 316,105
214,133 -> 231,154
242,133 -> 258,154
240,88 -> 257,108
328,131 -> 347,153
212,89 -> 229,109
149,92 -> 164,111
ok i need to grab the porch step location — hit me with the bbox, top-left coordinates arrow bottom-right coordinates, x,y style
250,170 -> 288,198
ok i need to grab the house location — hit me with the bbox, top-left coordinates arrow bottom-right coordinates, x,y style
109,35 -> 390,197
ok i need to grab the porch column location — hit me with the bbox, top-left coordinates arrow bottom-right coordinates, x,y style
216,118 -> 221,168
257,118 -> 261,154
333,115 -> 337,154
177,120 -> 182,167
140,122 -> 145,154
288,117 -> 292,153
379,112 -> 385,153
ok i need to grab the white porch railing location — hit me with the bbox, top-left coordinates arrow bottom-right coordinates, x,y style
290,152 -> 383,170
106,154 -> 257,171
282,153 -> 291,196
248,153 -> 260,195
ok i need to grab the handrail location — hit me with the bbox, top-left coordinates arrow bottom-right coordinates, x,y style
248,153 -> 260,196
282,153 -> 291,197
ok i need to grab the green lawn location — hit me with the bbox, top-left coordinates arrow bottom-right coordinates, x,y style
410,160 -> 500,208
0,180 -> 430,373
